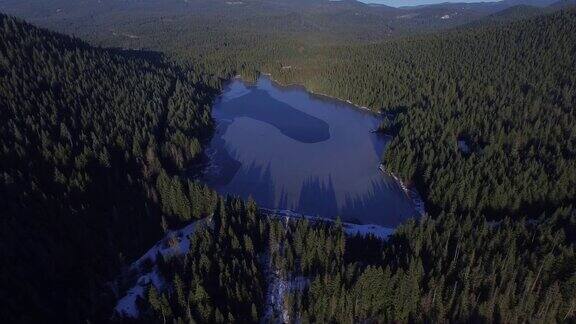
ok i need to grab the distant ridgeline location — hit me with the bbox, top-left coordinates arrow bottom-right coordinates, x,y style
266,9 -> 576,220
1,6 -> 576,324
2,0 -> 574,79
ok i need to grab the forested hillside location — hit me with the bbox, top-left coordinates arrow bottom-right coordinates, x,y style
266,9 -> 576,221
1,3 -> 576,324
270,210 -> 575,322
132,197 -> 270,323
130,201 -> 575,322
128,9 -> 576,323
0,14 -> 218,322
2,0 -> 568,74
255,12 -> 576,321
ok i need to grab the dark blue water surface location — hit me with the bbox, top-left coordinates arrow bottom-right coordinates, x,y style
203,76 -> 418,227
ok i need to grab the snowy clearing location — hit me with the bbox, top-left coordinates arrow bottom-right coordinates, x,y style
263,208 -> 395,240
115,206 -> 395,319
261,249 -> 311,324
114,219 -> 207,318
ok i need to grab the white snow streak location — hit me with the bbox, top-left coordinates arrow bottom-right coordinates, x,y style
261,250 -> 310,324
263,208 -> 395,240
115,205 -> 396,319
114,220 -> 205,318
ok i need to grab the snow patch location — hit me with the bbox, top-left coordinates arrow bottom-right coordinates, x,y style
131,220 -> 201,269
263,208 -> 395,240
114,219 -> 206,318
261,251 -> 310,324
344,223 -> 394,240
114,269 -> 165,318
261,251 -> 288,324
396,13 -> 419,19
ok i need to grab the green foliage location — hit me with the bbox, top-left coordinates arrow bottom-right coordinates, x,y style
281,210 -> 576,322
2,5 -> 576,324
0,14 -> 217,322
267,9 -> 576,219
140,197 -> 268,323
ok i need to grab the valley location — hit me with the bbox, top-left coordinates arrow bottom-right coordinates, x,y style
0,1 -> 575,322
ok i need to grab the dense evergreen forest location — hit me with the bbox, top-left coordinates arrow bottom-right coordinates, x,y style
1,2 -> 576,323
274,210 -> 575,322
2,0 -> 572,78
0,14 -> 219,322
267,9 -> 576,221
132,205 -> 575,322
135,197 -> 269,323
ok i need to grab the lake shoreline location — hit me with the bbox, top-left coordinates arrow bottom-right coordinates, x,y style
262,73 -> 382,115
207,74 -> 419,226
234,73 -> 382,116
230,73 -> 426,218
379,164 -> 427,217
261,208 -> 394,240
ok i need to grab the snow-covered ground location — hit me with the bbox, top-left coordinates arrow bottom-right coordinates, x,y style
344,223 -> 394,240
115,205 -> 396,319
263,208 -> 395,240
261,250 -> 288,324
261,249 -> 311,324
114,268 -> 165,318
114,219 -> 207,318
260,208 -> 395,323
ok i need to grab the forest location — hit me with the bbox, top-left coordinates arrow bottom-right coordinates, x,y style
0,14 -> 219,322
266,10 -> 576,221
1,1 -> 575,323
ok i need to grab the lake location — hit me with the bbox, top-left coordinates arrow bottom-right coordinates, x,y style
202,76 -> 418,227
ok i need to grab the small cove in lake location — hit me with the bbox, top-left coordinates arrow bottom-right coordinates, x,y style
202,76 -> 418,227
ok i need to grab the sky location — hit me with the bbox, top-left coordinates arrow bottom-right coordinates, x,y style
359,0 -> 500,7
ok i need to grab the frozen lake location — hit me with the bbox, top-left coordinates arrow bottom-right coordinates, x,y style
202,76 -> 418,227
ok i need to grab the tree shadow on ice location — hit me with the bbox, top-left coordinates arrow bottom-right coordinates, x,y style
297,175 -> 338,219
276,186 -> 291,211
219,160 -> 276,208
340,178 -> 418,227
